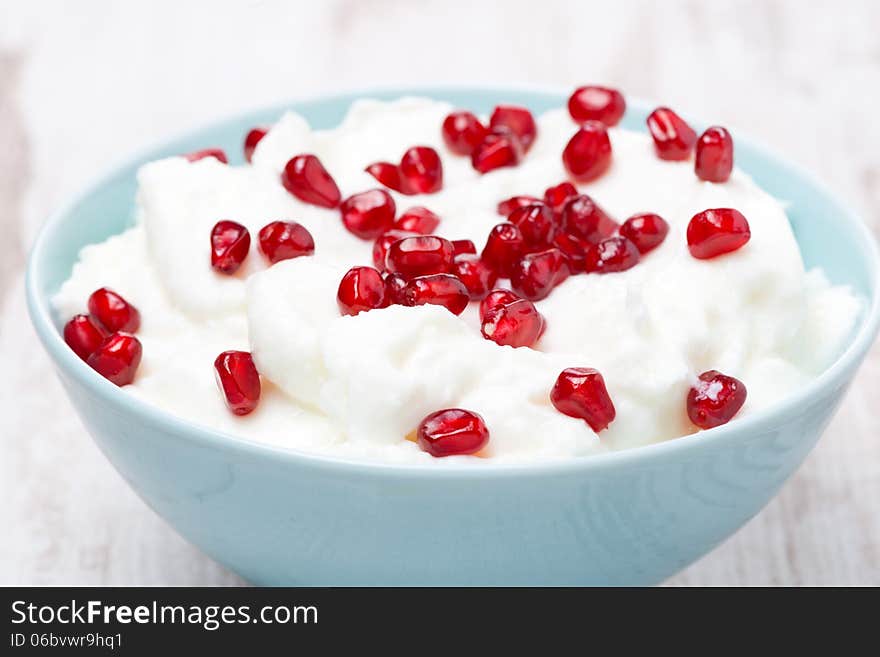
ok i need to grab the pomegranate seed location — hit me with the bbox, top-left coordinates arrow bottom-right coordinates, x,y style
88,288 -> 141,333
497,195 -> 541,217
281,154 -> 341,208
453,254 -> 498,300
481,222 -> 525,278
452,239 -> 477,256
543,182 -> 579,218
552,232 -> 589,273
395,206 -> 441,234
214,350 -> 261,416
561,194 -> 618,244
417,408 -> 489,457
619,213 -> 669,254
185,148 -> 227,164
567,86 -> 626,126
489,105 -> 537,152
471,133 -> 522,174
509,203 -> 556,246
584,236 -> 640,273
695,126 -> 734,183
385,235 -> 455,278
481,298 -> 544,348
687,208 -> 750,259
365,161 -> 410,194
243,127 -> 268,163
479,289 -> 521,322
510,248 -> 570,301
87,332 -> 142,386
383,271 -> 408,305
687,370 -> 747,429
647,107 -> 697,161
373,229 -> 417,271
258,221 -> 315,264
210,220 -> 251,274
399,146 -> 443,194
550,367 -> 616,432
442,111 -> 488,156
562,121 -> 613,182
402,274 -> 469,315
64,314 -> 108,361
340,189 -> 396,240
337,266 -> 388,316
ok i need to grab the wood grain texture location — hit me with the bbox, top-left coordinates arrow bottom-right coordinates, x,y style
1,0 -> 877,586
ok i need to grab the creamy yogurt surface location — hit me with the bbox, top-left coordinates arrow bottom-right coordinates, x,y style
54,97 -> 863,464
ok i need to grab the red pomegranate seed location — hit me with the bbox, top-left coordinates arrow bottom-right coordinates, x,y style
243,127 -> 268,163
567,86 -> 626,126
552,232 -> 589,273
365,161 -> 410,194
383,271 -> 408,305
395,206 -> 441,234
687,370 -> 747,429
479,289 -> 521,322
258,221 -> 315,264
481,222 -> 525,277
584,236 -> 640,273
550,367 -> 616,432
562,121 -> 613,182
340,189 -> 396,240
64,314 -> 108,361
442,111 -> 488,156
452,239 -> 477,256
417,408 -> 489,457
373,229 -> 417,270
214,350 -> 261,416
210,220 -> 251,274
88,287 -> 141,333
509,203 -> 556,246
687,208 -> 750,259
619,213 -> 669,254
489,105 -> 537,152
337,266 -> 388,316
185,148 -> 227,164
471,133 -> 522,174
402,274 -> 469,315
281,154 -> 341,208
453,254 -> 498,300
510,248 -> 570,301
385,235 -> 455,278
647,107 -> 697,161
399,146 -> 443,194
497,195 -> 541,217
481,298 -> 544,348
695,126 -> 734,183
561,194 -> 618,244
543,182 -> 579,218
87,332 -> 142,386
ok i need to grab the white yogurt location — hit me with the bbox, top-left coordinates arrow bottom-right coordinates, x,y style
54,98 -> 863,464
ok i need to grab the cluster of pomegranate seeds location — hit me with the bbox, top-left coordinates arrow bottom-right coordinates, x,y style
395,206 -> 440,234
403,274 -> 470,315
562,121 -> 613,182
365,146 -> 443,195
695,126 -> 734,183
340,189 -> 396,239
417,408 -> 489,457
185,148 -> 228,164
88,287 -> 141,333
258,221 -> 315,264
441,105 -> 536,174
210,220 -> 251,274
646,107 -> 697,161
243,127 -> 268,163
619,213 -> 669,254
550,368 -> 616,432
567,86 -> 626,126
479,290 -> 545,348
214,350 -> 262,416
686,370 -> 747,429
337,266 -> 388,316
687,208 -> 751,259
281,154 -> 342,208
584,236 -> 641,274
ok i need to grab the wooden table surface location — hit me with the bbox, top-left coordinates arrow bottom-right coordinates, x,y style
1,0 -> 878,586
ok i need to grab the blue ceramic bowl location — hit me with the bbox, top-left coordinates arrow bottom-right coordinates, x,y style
26,88 -> 880,585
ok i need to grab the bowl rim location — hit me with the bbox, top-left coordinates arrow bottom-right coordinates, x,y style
25,84 -> 880,480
